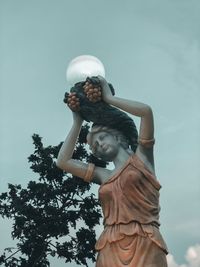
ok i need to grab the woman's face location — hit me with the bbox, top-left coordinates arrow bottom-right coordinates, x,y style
91,131 -> 119,161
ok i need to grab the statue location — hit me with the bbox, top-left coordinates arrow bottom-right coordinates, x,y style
57,56 -> 168,266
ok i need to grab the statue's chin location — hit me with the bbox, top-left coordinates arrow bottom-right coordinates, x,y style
97,149 -> 118,163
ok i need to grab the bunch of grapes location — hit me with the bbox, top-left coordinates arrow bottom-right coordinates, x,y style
64,92 -> 80,112
83,81 -> 102,103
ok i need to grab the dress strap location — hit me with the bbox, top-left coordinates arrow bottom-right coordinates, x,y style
131,154 -> 161,190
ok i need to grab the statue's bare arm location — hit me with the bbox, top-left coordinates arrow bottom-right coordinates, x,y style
98,76 -> 155,173
56,112 -> 108,184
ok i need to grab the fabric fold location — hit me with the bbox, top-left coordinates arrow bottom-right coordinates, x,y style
95,221 -> 168,254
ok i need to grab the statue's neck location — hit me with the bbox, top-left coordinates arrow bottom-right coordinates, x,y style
113,147 -> 132,169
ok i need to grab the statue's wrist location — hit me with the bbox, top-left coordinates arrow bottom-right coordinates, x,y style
103,93 -> 113,103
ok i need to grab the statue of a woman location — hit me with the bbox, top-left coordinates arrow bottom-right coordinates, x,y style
57,76 -> 168,267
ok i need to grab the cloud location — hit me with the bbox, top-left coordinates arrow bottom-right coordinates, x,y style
167,244 -> 200,267
167,254 -> 182,267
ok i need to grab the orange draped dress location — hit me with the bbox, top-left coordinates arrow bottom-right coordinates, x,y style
95,154 -> 168,267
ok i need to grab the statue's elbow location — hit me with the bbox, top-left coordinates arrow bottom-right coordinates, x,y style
143,105 -> 153,116
56,158 -> 65,170
56,158 -> 72,173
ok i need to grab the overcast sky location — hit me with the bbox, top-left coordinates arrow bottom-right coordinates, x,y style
0,1 -> 200,266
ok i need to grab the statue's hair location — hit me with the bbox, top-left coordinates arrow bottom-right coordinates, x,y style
87,125 -> 131,156
69,77 -> 138,152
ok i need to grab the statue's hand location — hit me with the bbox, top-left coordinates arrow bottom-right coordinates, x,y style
97,75 -> 113,102
97,75 -> 107,86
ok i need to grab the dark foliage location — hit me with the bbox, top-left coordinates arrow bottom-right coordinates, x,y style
0,125 -> 104,267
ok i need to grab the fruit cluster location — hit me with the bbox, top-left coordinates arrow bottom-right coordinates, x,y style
64,92 -> 80,112
83,81 -> 102,103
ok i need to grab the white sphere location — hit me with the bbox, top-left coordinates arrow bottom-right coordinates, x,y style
66,55 -> 105,86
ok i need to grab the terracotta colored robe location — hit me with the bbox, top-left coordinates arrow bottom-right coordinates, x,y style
95,154 -> 168,267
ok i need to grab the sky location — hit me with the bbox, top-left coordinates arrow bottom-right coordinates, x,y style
0,0 -> 200,266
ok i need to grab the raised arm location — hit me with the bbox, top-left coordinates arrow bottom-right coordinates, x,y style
98,76 -> 154,140
56,113 -> 84,173
56,112 -> 82,166
98,76 -> 155,172
56,112 -> 106,184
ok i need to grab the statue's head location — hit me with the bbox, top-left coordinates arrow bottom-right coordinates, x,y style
87,125 -> 132,161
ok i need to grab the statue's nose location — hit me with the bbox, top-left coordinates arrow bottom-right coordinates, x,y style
99,141 -> 103,147
98,140 -> 104,147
